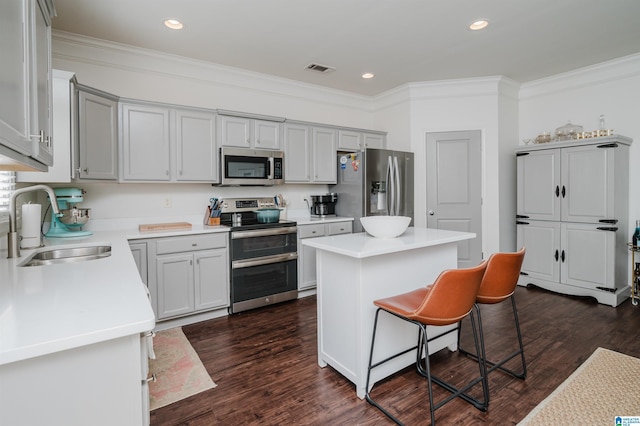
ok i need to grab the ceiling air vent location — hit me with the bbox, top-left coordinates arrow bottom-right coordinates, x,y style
306,63 -> 335,73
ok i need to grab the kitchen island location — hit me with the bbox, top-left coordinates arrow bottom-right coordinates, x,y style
302,227 -> 475,399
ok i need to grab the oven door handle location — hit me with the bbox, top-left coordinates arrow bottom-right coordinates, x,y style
231,227 -> 297,239
232,252 -> 298,269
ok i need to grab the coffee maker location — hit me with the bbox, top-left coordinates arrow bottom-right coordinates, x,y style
310,193 -> 338,217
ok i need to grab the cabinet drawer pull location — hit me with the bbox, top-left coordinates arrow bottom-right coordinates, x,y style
561,250 -> 565,262
597,227 -> 618,232
597,143 -> 618,149
555,249 -> 559,261
516,215 -> 529,219
516,221 -> 529,225
516,152 -> 530,157
555,186 -> 560,197
599,219 -> 618,224
561,186 -> 566,198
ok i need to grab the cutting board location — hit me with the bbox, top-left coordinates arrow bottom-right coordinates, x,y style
138,222 -> 192,233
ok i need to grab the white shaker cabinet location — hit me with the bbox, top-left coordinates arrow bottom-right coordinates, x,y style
338,129 -> 385,151
515,136 -> 631,307
146,233 -> 229,320
175,108 -> 217,182
284,122 -> 336,184
217,114 -> 282,150
297,220 -> 352,291
120,102 -> 171,181
120,101 -> 218,182
0,0 -> 54,169
77,85 -> 119,180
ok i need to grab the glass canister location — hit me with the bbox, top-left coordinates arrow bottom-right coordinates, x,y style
555,121 -> 583,141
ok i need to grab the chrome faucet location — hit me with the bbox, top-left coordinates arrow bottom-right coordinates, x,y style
7,185 -> 62,258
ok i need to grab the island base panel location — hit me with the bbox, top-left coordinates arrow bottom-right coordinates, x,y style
316,243 -> 460,399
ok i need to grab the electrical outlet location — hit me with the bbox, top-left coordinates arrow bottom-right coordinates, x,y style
163,196 -> 172,208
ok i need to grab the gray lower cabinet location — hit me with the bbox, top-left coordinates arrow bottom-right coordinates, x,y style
129,242 -> 148,285
135,233 -> 229,320
297,220 -> 352,290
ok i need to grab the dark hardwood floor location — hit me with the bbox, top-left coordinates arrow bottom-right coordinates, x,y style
150,285 -> 640,425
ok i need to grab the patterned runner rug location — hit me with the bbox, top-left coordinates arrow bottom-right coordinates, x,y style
518,347 -> 640,425
149,327 -> 217,410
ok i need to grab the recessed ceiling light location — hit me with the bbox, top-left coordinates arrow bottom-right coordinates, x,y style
164,19 -> 184,30
362,73 -> 375,79
469,19 -> 489,30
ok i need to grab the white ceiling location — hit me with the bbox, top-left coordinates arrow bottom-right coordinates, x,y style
50,0 -> 640,96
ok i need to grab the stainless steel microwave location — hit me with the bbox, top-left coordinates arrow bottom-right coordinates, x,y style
217,147 -> 284,186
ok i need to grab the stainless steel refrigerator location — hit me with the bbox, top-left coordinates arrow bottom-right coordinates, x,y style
331,148 -> 414,233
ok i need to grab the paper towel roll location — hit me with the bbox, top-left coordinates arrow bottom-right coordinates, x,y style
21,203 -> 41,248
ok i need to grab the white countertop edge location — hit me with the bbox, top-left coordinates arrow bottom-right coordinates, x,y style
0,317 -> 155,366
302,227 -> 476,258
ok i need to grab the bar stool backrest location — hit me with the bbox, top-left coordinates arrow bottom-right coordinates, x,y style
477,247 -> 525,304
411,261 -> 488,326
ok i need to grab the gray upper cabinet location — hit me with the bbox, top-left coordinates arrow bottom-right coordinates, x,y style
120,102 -> 172,181
338,129 -> 385,151
217,115 -> 281,150
175,108 -> 217,182
29,0 -> 54,166
284,122 -> 336,184
77,87 -> 119,180
120,100 -> 218,182
0,0 -> 54,169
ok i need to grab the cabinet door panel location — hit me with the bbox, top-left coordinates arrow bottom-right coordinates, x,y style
312,127 -> 337,183
338,130 -> 361,151
254,120 -> 280,150
284,124 -> 311,182
218,115 -> 251,148
176,109 -> 217,181
78,91 -> 118,180
194,249 -> 229,310
561,145 -> 615,223
517,220 -> 560,282
121,103 -> 170,181
561,223 -> 615,290
363,133 -> 384,149
516,150 -> 560,220
0,1 -> 30,155
157,253 -> 194,319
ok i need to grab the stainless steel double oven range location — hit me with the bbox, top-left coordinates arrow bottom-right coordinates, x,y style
220,197 -> 298,314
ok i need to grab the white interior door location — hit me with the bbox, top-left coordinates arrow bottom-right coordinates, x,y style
426,130 -> 482,268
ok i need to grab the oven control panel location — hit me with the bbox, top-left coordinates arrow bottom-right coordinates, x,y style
221,197 -> 277,213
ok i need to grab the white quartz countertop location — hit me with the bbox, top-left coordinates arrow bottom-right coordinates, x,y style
301,227 -> 475,258
0,223 -> 230,366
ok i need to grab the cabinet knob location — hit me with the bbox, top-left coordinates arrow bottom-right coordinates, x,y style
428,210 -> 435,216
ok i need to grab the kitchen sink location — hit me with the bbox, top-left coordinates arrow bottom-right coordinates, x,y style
20,245 -> 112,267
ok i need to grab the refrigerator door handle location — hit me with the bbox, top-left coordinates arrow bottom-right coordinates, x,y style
393,156 -> 400,217
387,156 -> 395,215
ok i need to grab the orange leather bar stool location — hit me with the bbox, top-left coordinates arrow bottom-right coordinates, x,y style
365,261 -> 489,426
458,248 -> 527,379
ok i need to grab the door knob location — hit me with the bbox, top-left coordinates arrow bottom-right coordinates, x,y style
428,210 -> 435,216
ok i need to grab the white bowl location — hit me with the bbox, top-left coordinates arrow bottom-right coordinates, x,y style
360,216 -> 411,238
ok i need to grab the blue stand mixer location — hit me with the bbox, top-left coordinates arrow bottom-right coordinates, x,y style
45,188 -> 92,238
